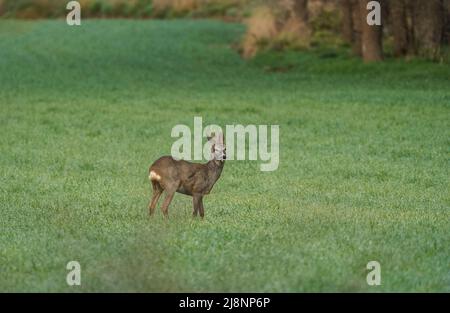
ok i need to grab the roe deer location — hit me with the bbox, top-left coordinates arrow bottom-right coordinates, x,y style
148,132 -> 225,218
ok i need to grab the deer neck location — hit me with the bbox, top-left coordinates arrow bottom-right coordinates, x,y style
206,160 -> 224,185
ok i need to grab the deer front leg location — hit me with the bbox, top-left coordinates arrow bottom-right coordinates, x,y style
198,196 -> 205,218
193,194 -> 201,217
160,188 -> 176,218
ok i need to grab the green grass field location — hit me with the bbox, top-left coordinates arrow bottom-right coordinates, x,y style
0,19 -> 449,292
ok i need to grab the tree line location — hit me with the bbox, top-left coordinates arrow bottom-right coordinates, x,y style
296,0 -> 449,61
1,0 -> 448,62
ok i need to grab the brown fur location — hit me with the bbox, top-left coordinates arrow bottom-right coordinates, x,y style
148,134 -> 225,218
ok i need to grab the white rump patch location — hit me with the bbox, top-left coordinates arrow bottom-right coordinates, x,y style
149,170 -> 161,181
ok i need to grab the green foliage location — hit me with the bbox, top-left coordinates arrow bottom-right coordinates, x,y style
310,8 -> 341,34
88,0 -> 103,17
0,0 -> 154,19
310,9 -> 343,48
188,0 -> 242,19
0,20 -> 449,292
0,0 -> 247,19
1,0 -> 61,18
126,0 -> 153,18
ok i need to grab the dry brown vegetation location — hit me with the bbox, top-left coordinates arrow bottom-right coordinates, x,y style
240,6 -> 278,58
240,0 -> 337,58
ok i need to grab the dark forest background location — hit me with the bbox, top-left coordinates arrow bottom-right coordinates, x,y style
1,0 -> 449,62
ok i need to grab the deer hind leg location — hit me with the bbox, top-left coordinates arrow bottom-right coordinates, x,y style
160,188 -> 176,218
149,181 -> 163,216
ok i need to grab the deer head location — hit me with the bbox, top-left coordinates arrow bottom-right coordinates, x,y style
207,132 -> 226,164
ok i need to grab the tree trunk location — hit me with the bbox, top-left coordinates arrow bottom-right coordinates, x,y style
350,0 -> 362,56
390,0 -> 409,56
413,0 -> 445,59
445,0 -> 450,45
341,0 -> 353,43
292,0 -> 308,25
443,0 -> 450,45
360,0 -> 383,62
